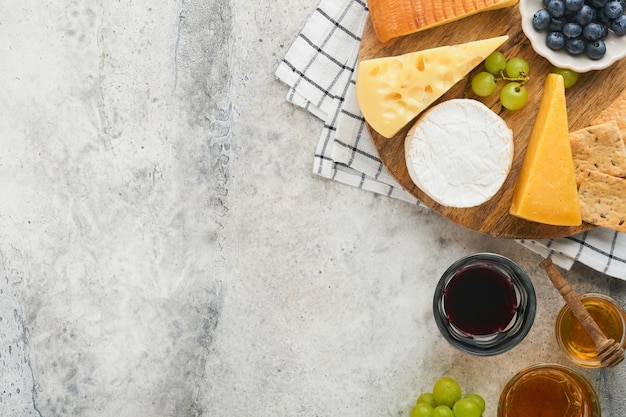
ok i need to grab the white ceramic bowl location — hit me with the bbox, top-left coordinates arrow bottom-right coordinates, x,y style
519,0 -> 626,72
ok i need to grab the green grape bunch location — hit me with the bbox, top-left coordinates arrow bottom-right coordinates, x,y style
410,376 -> 486,417
470,51 -> 579,111
470,51 -> 532,110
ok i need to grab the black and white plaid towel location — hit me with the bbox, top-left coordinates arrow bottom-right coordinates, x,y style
275,0 -> 626,280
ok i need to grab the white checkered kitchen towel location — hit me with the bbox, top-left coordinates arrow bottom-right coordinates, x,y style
275,0 -> 626,280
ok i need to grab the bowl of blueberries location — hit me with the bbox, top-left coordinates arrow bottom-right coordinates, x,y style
519,0 -> 626,71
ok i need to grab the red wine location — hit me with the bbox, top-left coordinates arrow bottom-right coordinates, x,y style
443,264 -> 517,335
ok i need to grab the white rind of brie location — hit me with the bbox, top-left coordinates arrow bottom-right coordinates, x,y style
404,99 -> 514,208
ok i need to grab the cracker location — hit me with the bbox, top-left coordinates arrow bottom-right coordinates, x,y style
591,89 -> 626,138
569,120 -> 626,185
578,170 -> 626,232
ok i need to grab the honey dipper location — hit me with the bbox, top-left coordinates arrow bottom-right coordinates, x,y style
540,257 -> 625,368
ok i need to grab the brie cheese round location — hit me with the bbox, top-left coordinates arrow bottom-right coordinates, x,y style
404,99 -> 513,208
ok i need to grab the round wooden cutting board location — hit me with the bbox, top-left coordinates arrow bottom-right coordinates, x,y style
360,5 -> 626,239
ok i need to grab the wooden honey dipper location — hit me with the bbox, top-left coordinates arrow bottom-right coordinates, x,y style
540,257 -> 625,368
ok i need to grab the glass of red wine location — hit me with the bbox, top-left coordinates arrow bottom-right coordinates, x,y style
433,253 -> 537,356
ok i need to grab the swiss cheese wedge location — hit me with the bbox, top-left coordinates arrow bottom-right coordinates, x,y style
510,74 -> 582,226
369,0 -> 519,43
356,35 -> 508,139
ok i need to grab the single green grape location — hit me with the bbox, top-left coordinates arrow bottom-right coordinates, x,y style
432,377 -> 462,408
505,57 -> 530,79
417,392 -> 436,407
452,398 -> 482,417
471,72 -> 497,97
500,82 -> 528,111
484,51 -> 507,75
410,402 -> 434,417
463,394 -> 486,414
432,405 -> 454,417
551,67 -> 579,88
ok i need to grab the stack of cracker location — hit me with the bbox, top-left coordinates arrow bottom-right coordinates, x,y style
570,119 -> 626,232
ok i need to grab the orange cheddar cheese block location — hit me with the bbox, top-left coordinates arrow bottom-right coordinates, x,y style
510,74 -> 582,226
356,35 -> 508,139
369,0 -> 519,43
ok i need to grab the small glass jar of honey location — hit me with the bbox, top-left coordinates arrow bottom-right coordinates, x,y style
555,292 -> 626,368
498,363 -> 601,417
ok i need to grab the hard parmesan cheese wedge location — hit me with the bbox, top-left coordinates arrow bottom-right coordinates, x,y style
509,74 -> 582,226
356,35 -> 508,139
404,99 -> 514,208
369,0 -> 519,43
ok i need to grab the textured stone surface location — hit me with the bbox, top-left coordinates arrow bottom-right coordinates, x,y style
0,1 -> 624,416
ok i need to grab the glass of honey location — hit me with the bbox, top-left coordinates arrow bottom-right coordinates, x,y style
433,253 -> 536,356
555,292 -> 626,368
498,363 -> 601,417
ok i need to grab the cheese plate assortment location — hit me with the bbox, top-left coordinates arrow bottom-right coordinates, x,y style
357,0 -> 626,239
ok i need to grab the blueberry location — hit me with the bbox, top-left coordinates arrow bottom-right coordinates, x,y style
547,0 -> 566,17
543,0 -> 551,6
565,37 -> 586,54
610,14 -> 626,34
576,4 -> 597,25
565,0 -> 584,11
585,39 -> 607,59
604,1 -> 624,18
583,22 -> 605,40
533,9 -> 552,30
563,22 -> 583,37
596,8 -> 611,23
546,31 -> 566,49
601,22 -> 609,38
549,17 -> 566,31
